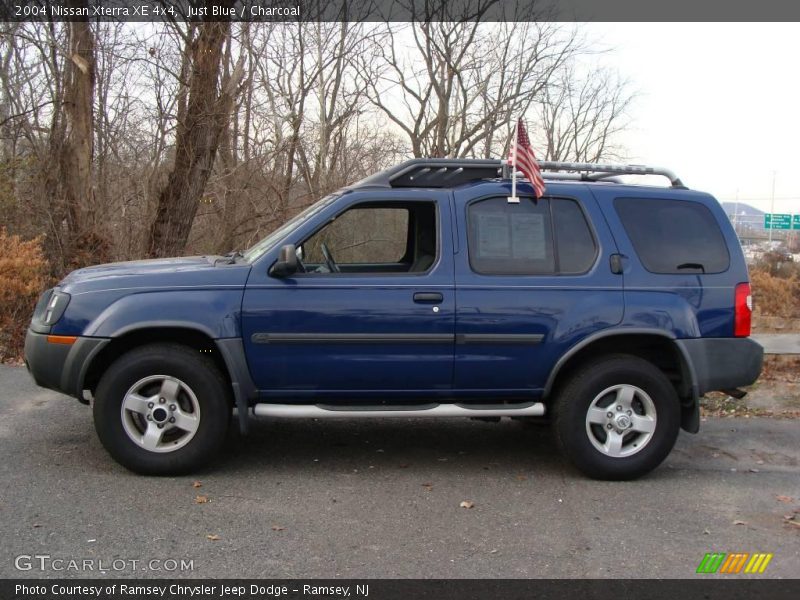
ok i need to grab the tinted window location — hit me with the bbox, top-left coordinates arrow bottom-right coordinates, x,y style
468,197 -> 554,275
553,200 -> 597,273
468,197 -> 597,275
615,198 -> 730,274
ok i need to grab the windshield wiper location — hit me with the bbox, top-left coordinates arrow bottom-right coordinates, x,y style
676,262 -> 705,273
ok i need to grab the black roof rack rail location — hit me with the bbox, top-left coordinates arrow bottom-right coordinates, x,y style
353,158 -> 504,189
351,158 -> 685,189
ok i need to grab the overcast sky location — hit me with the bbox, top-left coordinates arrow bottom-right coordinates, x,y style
584,22 -> 800,214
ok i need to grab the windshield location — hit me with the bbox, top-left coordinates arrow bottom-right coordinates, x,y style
241,193 -> 340,262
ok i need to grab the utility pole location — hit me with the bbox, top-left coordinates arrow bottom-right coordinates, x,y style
769,171 -> 776,243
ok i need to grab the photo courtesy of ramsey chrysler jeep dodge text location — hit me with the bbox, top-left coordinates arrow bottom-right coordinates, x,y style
24,159 -> 763,480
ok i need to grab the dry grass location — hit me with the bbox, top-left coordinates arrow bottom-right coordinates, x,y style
0,229 -> 50,362
750,268 -> 800,319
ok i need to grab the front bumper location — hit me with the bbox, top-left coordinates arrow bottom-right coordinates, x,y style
24,330 -> 110,403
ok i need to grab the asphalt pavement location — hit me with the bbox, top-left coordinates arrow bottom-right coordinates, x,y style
0,365 -> 798,579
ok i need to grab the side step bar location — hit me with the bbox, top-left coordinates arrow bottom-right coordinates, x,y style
253,402 -> 545,419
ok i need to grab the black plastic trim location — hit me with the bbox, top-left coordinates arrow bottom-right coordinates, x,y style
23,330 -> 110,403
675,337 -> 764,396
456,334 -> 544,345
251,333 -> 454,344
215,338 -> 258,435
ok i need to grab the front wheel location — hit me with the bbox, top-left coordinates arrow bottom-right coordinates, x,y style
93,343 -> 231,475
553,354 -> 680,480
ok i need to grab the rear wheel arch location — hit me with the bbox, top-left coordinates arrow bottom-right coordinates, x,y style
544,330 -> 699,432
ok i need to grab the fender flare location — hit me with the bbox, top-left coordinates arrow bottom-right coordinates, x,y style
543,327 -> 700,433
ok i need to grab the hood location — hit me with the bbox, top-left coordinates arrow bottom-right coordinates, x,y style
59,256 -> 252,295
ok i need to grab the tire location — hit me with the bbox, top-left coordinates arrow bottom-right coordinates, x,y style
93,343 -> 231,475
553,354 -> 680,481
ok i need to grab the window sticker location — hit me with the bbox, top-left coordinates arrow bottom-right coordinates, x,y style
511,213 -> 546,260
476,213 -> 511,258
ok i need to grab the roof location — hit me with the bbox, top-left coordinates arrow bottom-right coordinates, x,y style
351,158 -> 686,190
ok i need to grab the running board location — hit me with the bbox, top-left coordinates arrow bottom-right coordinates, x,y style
252,402 -> 545,419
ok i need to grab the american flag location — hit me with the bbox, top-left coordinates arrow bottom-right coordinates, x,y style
509,119 -> 546,198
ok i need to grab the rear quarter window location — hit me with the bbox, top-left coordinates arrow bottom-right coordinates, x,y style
614,197 -> 730,274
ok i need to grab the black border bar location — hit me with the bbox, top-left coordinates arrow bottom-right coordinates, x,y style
4,579 -> 800,600
4,0 -> 800,22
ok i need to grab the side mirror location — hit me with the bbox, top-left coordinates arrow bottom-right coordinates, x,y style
270,244 -> 299,278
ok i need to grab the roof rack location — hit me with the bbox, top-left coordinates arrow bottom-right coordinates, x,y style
354,159 -> 504,188
537,161 -> 685,188
352,158 -> 685,189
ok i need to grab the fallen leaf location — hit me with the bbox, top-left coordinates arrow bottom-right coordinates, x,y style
398,464 -> 410,469
515,475 -> 527,481
460,500 -> 475,509
733,520 -> 748,526
421,483 -> 433,490
32,524 -> 41,528
703,528 -> 711,535
776,495 -> 794,503
192,481 -> 202,489
195,495 -> 209,504
206,534 -> 220,541
749,468 -> 760,473
271,525 -> 285,531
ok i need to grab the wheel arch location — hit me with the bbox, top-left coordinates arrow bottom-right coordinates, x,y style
82,327 -> 229,398
544,328 -> 700,433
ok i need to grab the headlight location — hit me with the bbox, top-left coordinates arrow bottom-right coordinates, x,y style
42,290 -> 70,326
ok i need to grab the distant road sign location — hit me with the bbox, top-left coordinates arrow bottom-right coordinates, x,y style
794,214 -> 800,230
765,213 -> 792,230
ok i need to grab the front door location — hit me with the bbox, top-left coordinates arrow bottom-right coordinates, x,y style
241,191 -> 455,401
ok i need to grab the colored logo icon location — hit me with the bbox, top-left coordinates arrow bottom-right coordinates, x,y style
696,552 -> 773,574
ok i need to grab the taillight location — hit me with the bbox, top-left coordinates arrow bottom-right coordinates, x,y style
734,282 -> 752,337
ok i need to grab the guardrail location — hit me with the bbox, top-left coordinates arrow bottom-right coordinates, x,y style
751,334 -> 800,355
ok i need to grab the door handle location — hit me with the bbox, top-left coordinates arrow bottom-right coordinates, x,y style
413,292 -> 443,304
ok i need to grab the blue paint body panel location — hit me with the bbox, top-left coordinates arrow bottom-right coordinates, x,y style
241,189 -> 456,398
27,176 -> 757,415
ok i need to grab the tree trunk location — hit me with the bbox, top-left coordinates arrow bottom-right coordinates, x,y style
55,5 -> 100,270
147,18 -> 241,258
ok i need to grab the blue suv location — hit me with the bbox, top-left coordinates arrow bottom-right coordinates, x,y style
24,159 -> 764,479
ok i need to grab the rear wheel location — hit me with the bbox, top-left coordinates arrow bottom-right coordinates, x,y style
93,343 -> 231,475
553,354 -> 680,480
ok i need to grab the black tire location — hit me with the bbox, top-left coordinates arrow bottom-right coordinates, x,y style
553,354 -> 680,481
93,343 -> 231,475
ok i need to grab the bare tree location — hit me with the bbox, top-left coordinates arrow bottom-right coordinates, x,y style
0,19 -> 635,273
147,17 -> 244,258
537,66 -> 634,163
60,5 -> 96,240
363,15 -> 580,158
